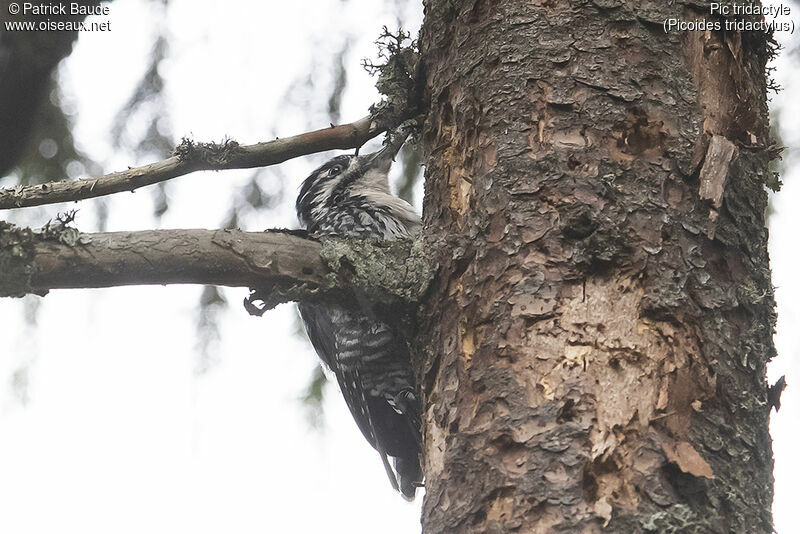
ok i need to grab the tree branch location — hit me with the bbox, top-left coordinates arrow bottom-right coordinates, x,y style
0,224 -> 434,310
0,115 -> 384,210
29,229 -> 329,292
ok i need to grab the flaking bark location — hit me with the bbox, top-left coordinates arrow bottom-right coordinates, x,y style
416,1 -> 776,532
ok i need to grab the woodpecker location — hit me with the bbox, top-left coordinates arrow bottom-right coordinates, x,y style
296,137 -> 422,499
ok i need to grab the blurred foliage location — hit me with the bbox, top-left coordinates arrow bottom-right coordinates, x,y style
328,44 -> 350,126
12,295 -> 42,405
12,81 -> 98,186
110,33 -> 173,160
195,285 -> 227,375
300,365 -> 328,429
110,27 -> 174,221
767,118 -> 785,195
766,105 -> 787,222
219,168 -> 284,232
0,0 -> 102,180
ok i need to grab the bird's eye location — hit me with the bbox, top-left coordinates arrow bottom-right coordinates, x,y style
330,165 -> 343,175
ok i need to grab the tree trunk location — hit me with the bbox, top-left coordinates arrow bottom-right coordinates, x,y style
416,1 -> 776,532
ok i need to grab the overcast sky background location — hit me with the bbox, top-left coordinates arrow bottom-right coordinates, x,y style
0,1 -> 798,532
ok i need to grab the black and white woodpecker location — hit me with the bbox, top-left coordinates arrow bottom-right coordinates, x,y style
296,135 -> 422,499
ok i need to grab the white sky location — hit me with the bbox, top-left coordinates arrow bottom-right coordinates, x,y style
0,0 -> 797,532
764,1 -> 800,529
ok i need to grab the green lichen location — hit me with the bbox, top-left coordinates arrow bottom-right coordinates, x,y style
244,236 -> 434,316
319,235 -> 434,303
639,504 -> 705,533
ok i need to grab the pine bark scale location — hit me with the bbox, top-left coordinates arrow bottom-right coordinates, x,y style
416,1 -> 775,532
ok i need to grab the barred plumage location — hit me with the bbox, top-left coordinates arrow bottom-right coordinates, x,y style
296,142 -> 422,499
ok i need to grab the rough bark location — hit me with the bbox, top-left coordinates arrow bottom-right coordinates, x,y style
416,1 -> 775,533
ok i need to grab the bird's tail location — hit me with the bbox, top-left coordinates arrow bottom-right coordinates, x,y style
395,454 -> 423,501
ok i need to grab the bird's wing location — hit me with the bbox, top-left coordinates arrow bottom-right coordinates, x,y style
298,301 -> 380,447
297,302 -> 337,369
298,301 -> 422,498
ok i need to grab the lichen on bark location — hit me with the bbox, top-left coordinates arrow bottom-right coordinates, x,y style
0,222 -> 38,298
319,235 -> 435,303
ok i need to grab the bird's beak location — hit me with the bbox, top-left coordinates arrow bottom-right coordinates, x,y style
366,130 -> 410,172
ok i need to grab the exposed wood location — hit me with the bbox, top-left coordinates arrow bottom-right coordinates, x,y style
698,134 -> 738,238
699,135 -> 738,209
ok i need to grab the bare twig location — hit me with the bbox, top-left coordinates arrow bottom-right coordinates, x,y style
0,115 -> 382,210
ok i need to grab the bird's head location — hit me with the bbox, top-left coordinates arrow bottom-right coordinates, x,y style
296,140 -> 402,230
